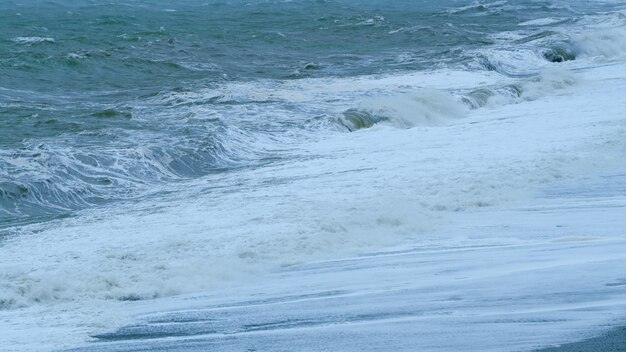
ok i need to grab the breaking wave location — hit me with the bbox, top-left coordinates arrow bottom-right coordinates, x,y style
461,69 -> 578,108
2,3 -> 626,314
12,37 -> 55,45
334,90 -> 469,131
330,69 -> 578,132
0,105 -> 277,227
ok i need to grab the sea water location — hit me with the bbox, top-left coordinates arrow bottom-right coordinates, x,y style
1,1 -> 626,351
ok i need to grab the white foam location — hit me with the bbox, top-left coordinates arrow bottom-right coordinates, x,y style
558,11 -> 626,60
3,21 -> 626,351
356,89 -> 469,128
518,17 -> 562,26
573,27 -> 626,59
476,68 -> 578,107
446,0 -> 508,14
12,37 -> 55,44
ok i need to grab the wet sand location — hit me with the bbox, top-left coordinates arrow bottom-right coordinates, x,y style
537,327 -> 626,352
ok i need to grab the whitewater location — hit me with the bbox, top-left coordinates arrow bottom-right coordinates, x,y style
2,1 -> 626,351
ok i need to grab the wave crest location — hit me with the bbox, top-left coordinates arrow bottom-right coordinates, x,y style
335,90 -> 469,131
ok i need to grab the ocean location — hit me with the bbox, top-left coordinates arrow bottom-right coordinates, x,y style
2,0 -> 626,351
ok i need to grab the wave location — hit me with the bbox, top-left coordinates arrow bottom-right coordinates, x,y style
461,68 -> 577,108
0,106 -> 274,227
326,68 -> 577,132
2,4 -> 626,310
572,27 -> 626,60
2,56 -> 622,311
518,17 -> 564,26
3,3 -> 626,351
333,90 -> 469,131
534,21 -> 626,64
6,8 -> 616,226
12,36 -> 55,44
542,44 -> 576,63
445,0 -> 509,16
0,59 -> 589,307
461,11 -> 626,78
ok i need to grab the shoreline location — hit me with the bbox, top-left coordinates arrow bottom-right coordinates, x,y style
536,327 -> 626,352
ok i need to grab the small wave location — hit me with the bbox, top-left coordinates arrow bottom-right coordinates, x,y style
445,0 -> 508,15
465,10 -> 626,77
0,111 -> 270,227
513,30 -> 560,45
466,52 -> 540,77
288,62 -> 323,78
460,69 -> 577,108
66,52 -> 88,60
542,44 -> 576,63
518,17 -> 563,26
90,108 -> 132,119
355,15 -> 385,27
12,36 -> 55,44
333,109 -> 385,132
461,85 -> 520,108
538,11 -> 626,61
572,27 -> 626,60
334,90 -> 469,131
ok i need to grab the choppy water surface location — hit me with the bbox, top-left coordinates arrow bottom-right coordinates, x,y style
2,0 -> 623,227
2,1 -> 626,351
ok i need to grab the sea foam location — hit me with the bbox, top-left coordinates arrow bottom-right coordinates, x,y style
336,90 -> 469,130
2,60 -> 624,313
3,5 -> 626,352
12,37 -> 55,44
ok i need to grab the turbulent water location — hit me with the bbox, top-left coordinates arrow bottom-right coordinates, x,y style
2,0 -> 626,351
1,0 -> 623,228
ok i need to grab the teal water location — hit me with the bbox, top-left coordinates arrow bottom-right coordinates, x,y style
0,0 -> 619,227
